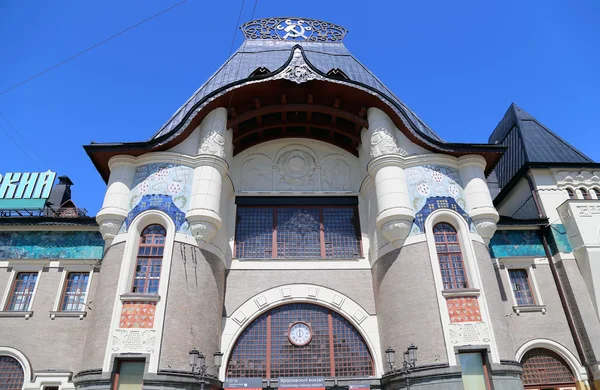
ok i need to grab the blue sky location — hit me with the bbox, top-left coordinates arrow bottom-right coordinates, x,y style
1,0 -> 599,214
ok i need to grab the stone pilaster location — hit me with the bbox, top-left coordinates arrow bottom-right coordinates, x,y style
458,155 -> 499,244
96,156 -> 136,244
363,107 -> 414,247
185,107 -> 232,247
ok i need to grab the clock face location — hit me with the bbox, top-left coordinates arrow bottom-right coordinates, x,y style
288,322 -> 312,346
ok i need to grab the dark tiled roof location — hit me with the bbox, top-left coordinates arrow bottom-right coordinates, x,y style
152,39 -> 444,142
497,215 -> 548,227
489,103 -> 596,190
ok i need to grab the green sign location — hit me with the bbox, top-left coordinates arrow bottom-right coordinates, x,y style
0,171 -> 56,209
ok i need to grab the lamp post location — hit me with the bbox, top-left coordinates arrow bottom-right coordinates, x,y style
385,344 -> 418,389
189,349 -> 223,390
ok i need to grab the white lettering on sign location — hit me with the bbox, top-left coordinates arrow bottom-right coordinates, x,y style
0,171 -> 55,200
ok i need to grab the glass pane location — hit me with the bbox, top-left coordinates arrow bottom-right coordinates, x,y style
235,207 -> 274,259
322,207 -> 361,258
276,208 -> 321,258
459,353 -> 487,390
116,361 -> 145,390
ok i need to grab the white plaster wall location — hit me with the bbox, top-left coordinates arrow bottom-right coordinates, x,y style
497,177 -> 535,218
531,168 -> 569,223
167,124 -> 203,156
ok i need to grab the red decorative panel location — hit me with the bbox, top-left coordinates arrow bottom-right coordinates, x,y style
446,296 -> 481,323
120,301 -> 156,328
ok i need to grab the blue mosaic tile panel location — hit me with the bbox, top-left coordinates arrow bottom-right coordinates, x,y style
406,165 -> 469,235
413,196 -> 473,233
124,194 -> 187,231
545,224 -> 572,255
0,231 -> 104,260
488,230 -> 546,258
120,163 -> 193,235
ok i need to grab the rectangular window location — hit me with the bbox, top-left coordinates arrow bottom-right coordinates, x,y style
509,269 -> 535,305
113,360 -> 145,390
235,205 -> 362,259
132,232 -> 164,294
61,272 -> 90,311
5,272 -> 38,311
459,352 -> 490,390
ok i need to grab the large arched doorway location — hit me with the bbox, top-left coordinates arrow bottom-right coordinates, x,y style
521,348 -> 576,390
226,303 -> 374,378
0,355 -> 24,390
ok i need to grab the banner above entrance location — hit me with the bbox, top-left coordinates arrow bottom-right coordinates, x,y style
224,378 -> 263,390
0,171 -> 56,209
278,377 -> 325,390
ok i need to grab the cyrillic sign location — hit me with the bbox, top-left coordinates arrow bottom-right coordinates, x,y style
224,378 -> 263,390
0,171 -> 56,209
278,377 -> 325,390
348,385 -> 370,390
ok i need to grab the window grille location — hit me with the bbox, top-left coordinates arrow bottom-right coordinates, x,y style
566,188 -> 576,199
580,188 -> 590,200
508,269 -> 535,305
434,223 -> 468,289
5,272 -> 38,311
226,303 -> 373,378
61,272 -> 90,311
235,206 -> 361,259
0,356 -> 24,390
132,225 -> 166,294
521,348 -> 575,386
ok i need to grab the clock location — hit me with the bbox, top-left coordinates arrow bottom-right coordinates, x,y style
288,322 -> 312,346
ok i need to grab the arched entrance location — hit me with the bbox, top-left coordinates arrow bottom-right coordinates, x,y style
521,348 -> 576,390
0,355 -> 24,390
226,303 -> 374,378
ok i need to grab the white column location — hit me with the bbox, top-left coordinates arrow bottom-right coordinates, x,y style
96,156 -> 136,244
363,108 -> 414,247
458,155 -> 499,243
186,107 -> 232,247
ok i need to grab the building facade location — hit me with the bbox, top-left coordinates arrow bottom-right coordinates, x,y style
1,17 -> 599,390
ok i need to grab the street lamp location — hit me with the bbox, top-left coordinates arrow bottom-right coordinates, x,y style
385,347 -> 396,370
214,351 -> 223,373
385,344 -> 419,389
189,349 -> 223,390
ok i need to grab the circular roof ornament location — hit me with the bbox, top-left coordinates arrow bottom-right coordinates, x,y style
276,19 -> 312,40
241,17 -> 348,42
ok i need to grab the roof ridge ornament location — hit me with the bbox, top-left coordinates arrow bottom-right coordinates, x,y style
241,17 -> 347,42
274,48 -> 324,84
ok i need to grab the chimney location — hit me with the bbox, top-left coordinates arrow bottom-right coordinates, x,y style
47,176 -> 73,210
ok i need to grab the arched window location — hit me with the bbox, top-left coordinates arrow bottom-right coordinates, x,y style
580,188 -> 590,200
521,348 -> 575,388
434,222 -> 468,289
593,188 -> 600,199
566,188 -> 576,199
0,356 -> 24,390
226,303 -> 374,378
132,225 -> 166,294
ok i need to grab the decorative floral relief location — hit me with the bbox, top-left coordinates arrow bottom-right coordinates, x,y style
240,155 -> 274,191
121,163 -> 193,235
555,170 -> 600,185
448,322 -> 490,345
199,121 -> 227,157
369,127 -> 403,158
274,49 -> 323,84
320,156 -> 352,191
276,148 -> 318,191
406,165 -> 470,235
112,328 -> 156,353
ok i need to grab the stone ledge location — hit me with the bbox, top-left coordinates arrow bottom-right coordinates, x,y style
513,305 -> 547,315
0,311 -> 33,319
50,311 -> 86,320
120,293 -> 161,303
441,288 -> 481,298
